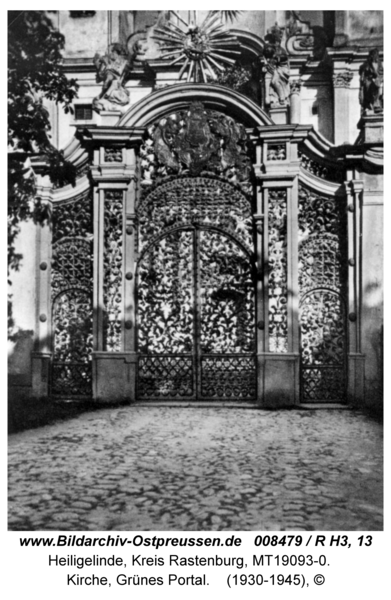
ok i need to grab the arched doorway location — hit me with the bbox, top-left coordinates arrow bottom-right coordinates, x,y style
136,177 -> 256,401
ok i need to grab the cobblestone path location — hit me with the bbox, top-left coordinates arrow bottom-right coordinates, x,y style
8,407 -> 383,531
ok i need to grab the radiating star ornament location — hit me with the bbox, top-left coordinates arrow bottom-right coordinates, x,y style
153,11 -> 240,83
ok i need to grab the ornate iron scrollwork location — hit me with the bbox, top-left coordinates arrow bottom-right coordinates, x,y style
199,230 -> 255,354
51,193 -> 93,396
298,149 -> 344,183
138,177 -> 253,255
103,191 -> 123,352
138,355 -> 195,399
298,185 -> 347,402
201,355 -> 256,399
137,176 -> 256,401
138,230 -> 194,355
268,189 -> 288,352
52,290 -> 93,397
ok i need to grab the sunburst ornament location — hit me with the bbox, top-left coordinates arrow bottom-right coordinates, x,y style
153,11 -> 240,83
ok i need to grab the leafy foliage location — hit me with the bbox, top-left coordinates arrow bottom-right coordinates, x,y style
8,11 -> 79,336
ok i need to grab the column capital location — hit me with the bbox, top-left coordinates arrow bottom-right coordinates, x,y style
332,71 -> 353,88
290,79 -> 302,96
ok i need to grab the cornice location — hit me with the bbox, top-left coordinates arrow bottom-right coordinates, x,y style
75,126 -> 145,145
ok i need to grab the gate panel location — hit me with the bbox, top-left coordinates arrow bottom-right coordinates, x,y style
51,194 -> 93,397
200,355 -> 256,399
137,230 -> 195,354
199,230 -> 255,354
198,229 -> 256,400
137,225 -> 256,400
52,289 -> 93,396
300,290 -> 346,402
137,229 -> 196,399
138,355 -> 195,399
298,185 -> 347,403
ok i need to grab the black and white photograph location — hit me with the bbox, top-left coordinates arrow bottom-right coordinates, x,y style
8,7 -> 383,538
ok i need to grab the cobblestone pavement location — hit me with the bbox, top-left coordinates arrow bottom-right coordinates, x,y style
8,407 -> 383,531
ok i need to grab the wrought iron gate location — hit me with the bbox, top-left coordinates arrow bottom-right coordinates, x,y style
298,185 -> 347,402
51,194 -> 93,397
137,227 -> 256,400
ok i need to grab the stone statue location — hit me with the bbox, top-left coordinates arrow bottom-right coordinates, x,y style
359,49 -> 383,113
262,40 -> 291,106
93,41 -> 143,113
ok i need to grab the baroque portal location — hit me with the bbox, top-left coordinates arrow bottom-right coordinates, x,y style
14,9 -> 381,409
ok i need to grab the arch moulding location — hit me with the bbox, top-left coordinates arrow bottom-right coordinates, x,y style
118,83 -> 273,129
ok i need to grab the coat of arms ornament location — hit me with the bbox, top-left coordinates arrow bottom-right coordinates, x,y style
141,102 -> 251,184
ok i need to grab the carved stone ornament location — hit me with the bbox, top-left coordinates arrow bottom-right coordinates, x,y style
104,147 -> 123,163
267,144 -> 286,161
290,80 -> 301,95
359,49 -> 383,113
139,102 -> 252,189
153,11 -> 239,83
332,71 -> 353,89
93,42 -> 143,113
285,11 -> 327,60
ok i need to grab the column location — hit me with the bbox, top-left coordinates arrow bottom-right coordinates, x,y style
289,80 -> 301,124
31,180 -> 52,399
254,133 -> 301,406
90,142 -> 139,403
254,146 -> 266,404
345,179 -> 365,404
123,148 -> 138,400
333,70 -> 353,145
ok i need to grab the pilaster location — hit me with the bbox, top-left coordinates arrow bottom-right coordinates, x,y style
289,80 -> 301,124
345,178 -> 365,405
253,125 -> 308,407
332,69 -> 353,145
78,123 -> 143,402
31,175 -> 52,399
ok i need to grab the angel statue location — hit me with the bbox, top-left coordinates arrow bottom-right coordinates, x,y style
93,40 -> 143,113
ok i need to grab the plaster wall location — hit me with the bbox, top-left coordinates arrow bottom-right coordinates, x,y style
60,11 -> 109,58
345,11 -> 383,47
300,84 -> 333,142
361,174 -> 383,407
8,219 -> 38,392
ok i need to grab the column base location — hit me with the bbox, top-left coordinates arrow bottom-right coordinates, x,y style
257,353 -> 300,408
269,104 -> 289,125
357,112 -> 383,144
347,353 -> 366,406
92,352 -> 137,403
31,352 -> 51,399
